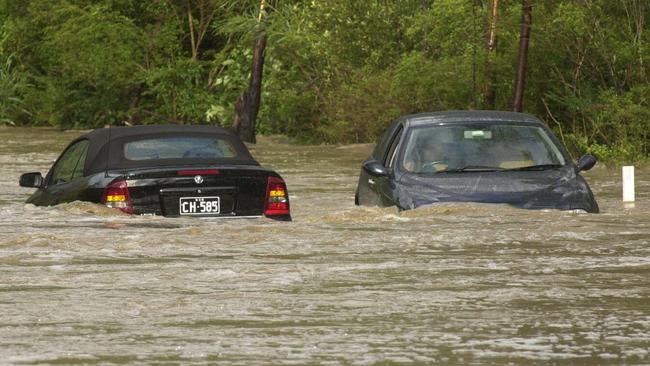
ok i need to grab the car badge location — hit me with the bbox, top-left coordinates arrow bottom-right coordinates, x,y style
194,175 -> 204,184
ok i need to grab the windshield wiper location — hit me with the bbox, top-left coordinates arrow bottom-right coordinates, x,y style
438,165 -> 505,173
503,164 -> 564,171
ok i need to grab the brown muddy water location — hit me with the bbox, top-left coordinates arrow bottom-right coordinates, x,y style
0,126 -> 649,365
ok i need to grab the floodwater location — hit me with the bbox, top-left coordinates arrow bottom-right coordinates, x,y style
0,126 -> 649,365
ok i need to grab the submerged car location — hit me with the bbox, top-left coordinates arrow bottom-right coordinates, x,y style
19,125 -> 291,220
355,110 -> 599,213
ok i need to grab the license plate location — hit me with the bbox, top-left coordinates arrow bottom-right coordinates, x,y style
179,196 -> 220,215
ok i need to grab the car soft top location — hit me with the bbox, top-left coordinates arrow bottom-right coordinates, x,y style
77,125 -> 258,175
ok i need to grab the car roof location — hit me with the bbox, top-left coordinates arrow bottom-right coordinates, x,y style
80,124 -> 237,141
73,124 -> 256,175
400,110 -> 543,127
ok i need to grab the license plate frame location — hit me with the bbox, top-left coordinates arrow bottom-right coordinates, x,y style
179,196 -> 221,215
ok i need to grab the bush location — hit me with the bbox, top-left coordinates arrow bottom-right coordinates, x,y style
0,53 -> 29,125
319,69 -> 401,143
560,86 -> 649,164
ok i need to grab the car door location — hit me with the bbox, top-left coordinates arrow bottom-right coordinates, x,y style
358,123 -> 404,206
373,125 -> 403,206
40,139 -> 90,205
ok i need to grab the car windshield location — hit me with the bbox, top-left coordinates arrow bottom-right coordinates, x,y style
401,123 -> 566,173
124,137 -> 239,161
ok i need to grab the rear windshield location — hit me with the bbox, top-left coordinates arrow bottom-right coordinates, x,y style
124,137 -> 239,161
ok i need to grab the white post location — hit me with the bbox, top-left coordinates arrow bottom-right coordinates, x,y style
622,166 -> 635,202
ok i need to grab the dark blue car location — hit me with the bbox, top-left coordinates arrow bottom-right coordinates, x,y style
355,110 -> 599,213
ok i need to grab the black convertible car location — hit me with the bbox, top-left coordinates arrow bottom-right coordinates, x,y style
19,125 -> 291,220
355,111 -> 599,213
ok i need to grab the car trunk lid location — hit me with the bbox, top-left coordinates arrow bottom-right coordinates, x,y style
114,166 -> 270,217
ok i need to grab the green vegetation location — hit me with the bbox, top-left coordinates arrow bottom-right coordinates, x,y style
1,0 -> 648,162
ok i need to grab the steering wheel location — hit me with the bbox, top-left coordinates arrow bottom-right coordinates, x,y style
421,161 -> 447,172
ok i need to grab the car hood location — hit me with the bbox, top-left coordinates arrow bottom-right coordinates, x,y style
396,167 -> 598,212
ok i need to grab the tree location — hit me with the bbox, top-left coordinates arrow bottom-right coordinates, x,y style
232,0 -> 268,143
0,0 -> 647,160
484,0 -> 499,109
169,0 -> 223,60
512,0 -> 532,112
31,2 -> 143,127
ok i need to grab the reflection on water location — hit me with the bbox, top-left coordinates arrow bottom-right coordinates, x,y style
1,126 -> 649,364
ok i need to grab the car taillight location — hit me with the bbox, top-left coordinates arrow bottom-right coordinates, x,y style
264,176 -> 290,217
101,179 -> 133,214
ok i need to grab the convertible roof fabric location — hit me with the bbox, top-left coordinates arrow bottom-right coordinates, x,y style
73,125 -> 258,175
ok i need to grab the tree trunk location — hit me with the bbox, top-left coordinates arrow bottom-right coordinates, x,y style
512,0 -> 532,112
179,0 -> 218,61
232,0 -> 268,143
233,33 -> 267,143
484,0 -> 499,108
187,1 -> 197,60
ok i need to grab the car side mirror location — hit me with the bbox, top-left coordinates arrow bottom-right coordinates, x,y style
362,160 -> 389,177
575,154 -> 597,172
19,172 -> 44,188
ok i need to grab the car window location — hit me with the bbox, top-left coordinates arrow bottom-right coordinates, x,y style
50,140 -> 89,185
372,120 -> 401,160
372,129 -> 391,159
401,124 -> 566,173
124,137 -> 238,161
384,126 -> 403,168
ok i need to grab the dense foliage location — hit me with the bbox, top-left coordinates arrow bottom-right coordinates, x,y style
1,0 -> 648,162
